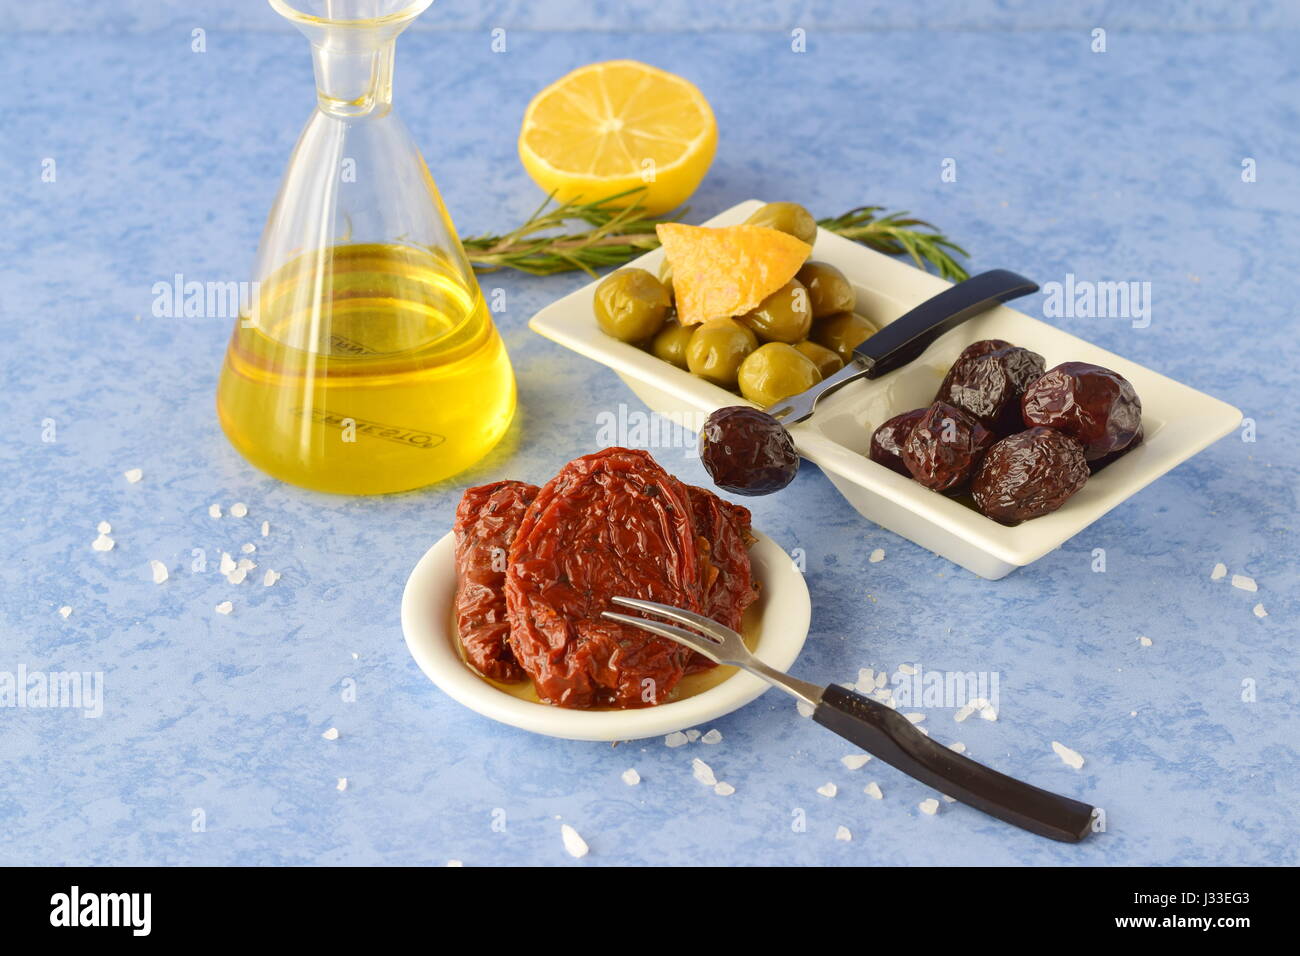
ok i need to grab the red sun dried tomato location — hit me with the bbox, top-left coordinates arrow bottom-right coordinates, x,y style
453,480 -> 539,682
685,485 -> 758,672
504,448 -> 705,709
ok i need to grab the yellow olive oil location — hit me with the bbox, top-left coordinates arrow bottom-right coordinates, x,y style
217,243 -> 515,495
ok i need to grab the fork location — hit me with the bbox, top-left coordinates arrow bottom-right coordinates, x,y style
603,596 -> 1096,843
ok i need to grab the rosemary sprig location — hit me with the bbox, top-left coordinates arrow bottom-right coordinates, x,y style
462,189 -> 970,281
815,206 -> 970,282
462,188 -> 680,277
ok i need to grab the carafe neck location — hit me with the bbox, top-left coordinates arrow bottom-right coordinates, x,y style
311,38 -> 395,117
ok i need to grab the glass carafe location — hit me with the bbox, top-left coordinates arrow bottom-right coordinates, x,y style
217,0 -> 516,495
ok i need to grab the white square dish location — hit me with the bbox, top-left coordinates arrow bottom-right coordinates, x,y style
528,199 -> 1242,579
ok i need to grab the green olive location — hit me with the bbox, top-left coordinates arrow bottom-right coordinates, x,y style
793,340 -> 844,378
737,343 -> 822,408
739,279 -> 813,344
658,260 -> 675,303
593,268 -> 671,344
686,320 -> 759,389
796,261 -> 856,318
651,321 -> 694,370
744,201 -> 818,245
811,311 -> 879,363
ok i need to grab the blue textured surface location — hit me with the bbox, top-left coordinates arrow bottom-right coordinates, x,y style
1,3 -> 1297,866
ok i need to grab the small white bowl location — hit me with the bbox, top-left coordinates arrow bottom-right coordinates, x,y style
401,529 -> 810,741
529,199 -> 1243,579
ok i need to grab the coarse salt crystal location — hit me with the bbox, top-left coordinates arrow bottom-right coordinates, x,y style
230,502 -> 248,517
899,663 -> 917,676
1253,603 -> 1267,618
220,552 -> 236,574
322,727 -> 339,740
691,758 -> 716,786
685,729 -> 701,742
1210,562 -> 1227,581
58,606 -> 72,619
1052,740 -> 1085,769
835,825 -> 852,842
948,742 -> 966,754
241,542 -> 256,554
796,701 -> 814,718
713,782 -> 735,796
954,704 -> 974,722
1231,574 -> 1257,592
97,521 -> 111,534
841,754 -> 872,770
919,798 -> 940,815
446,859 -> 463,867
263,569 -> 280,587
124,468 -> 143,483
875,670 -> 887,688
337,777 -> 348,791
869,548 -> 885,563
91,534 -> 114,552
664,731 -> 688,748
904,712 -> 925,723
208,503 -> 222,518
621,768 -> 640,786
817,782 -> 837,798
701,729 -> 722,745
1139,636 -> 1152,646
863,782 -> 883,800
560,824 -> 588,858
149,560 -> 168,584
237,558 -> 255,571
855,668 -> 875,692
260,520 -> 270,537
225,568 -> 247,585
942,794 -> 956,803
215,601 -> 233,615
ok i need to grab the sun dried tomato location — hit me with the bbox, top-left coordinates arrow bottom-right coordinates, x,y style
453,480 -> 539,682
685,486 -> 758,672
505,448 -> 704,709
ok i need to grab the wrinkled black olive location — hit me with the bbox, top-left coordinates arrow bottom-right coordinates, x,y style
901,402 -> 995,492
700,406 -> 799,496
935,340 -> 1045,435
971,427 -> 1090,524
1021,362 -> 1142,461
870,408 -> 927,477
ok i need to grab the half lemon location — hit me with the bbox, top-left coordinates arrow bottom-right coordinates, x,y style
518,60 -> 717,216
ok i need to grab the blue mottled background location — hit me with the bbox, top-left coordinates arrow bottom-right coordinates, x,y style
1,1 -> 1296,865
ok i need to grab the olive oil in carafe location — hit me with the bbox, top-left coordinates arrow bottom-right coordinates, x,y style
217,243 -> 516,495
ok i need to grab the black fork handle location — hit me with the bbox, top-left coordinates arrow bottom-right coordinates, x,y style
856,268 -> 1040,379
814,685 -> 1095,842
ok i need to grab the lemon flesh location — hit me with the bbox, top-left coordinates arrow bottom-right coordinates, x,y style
518,60 -> 717,216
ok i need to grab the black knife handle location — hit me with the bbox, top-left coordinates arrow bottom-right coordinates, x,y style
857,269 -> 1039,379
813,685 -> 1095,842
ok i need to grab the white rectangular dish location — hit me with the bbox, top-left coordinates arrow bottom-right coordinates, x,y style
528,199 -> 1242,579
